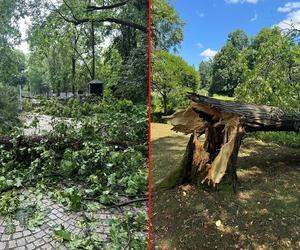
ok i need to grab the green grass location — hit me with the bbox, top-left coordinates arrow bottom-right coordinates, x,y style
212,94 -> 235,101
252,131 -> 300,148
151,123 -> 300,249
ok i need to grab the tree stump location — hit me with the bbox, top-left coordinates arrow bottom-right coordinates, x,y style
153,93 -> 300,192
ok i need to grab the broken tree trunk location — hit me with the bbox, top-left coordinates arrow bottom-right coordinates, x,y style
155,93 -> 300,192
0,135 -> 138,150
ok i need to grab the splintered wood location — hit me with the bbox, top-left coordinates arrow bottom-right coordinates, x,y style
166,101 -> 241,187
161,93 -> 299,191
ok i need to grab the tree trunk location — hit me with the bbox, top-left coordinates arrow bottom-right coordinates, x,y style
158,93 -> 299,192
162,93 -> 168,115
0,135 -> 137,150
72,56 -> 76,94
91,21 -> 96,80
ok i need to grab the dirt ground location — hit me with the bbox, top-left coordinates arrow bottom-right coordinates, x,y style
151,123 -> 300,250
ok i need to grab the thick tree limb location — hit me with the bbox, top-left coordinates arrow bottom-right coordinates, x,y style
159,94 -> 300,192
86,0 -> 131,11
0,135 -> 141,150
50,0 -> 147,33
112,197 -> 148,208
168,93 -> 300,133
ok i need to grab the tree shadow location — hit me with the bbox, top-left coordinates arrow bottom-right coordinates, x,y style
151,133 -> 300,249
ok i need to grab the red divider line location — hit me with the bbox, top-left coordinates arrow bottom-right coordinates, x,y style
147,0 -> 152,249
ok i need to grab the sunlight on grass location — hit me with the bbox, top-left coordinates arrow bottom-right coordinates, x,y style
238,190 -> 255,202
238,167 -> 263,178
212,94 -> 235,101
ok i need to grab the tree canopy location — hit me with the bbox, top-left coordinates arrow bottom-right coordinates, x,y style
199,27 -> 299,114
152,50 -> 199,114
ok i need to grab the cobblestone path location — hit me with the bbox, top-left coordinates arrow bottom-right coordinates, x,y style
0,191 -> 144,250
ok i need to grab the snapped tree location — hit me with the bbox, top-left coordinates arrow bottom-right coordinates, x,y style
153,94 -> 300,192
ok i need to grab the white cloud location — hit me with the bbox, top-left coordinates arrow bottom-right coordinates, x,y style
250,11 -> 258,22
225,0 -> 258,4
277,9 -> 300,30
200,48 -> 218,59
196,11 -> 205,17
196,42 -> 204,48
277,2 -> 300,13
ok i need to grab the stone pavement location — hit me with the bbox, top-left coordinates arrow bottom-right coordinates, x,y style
0,191 -> 143,250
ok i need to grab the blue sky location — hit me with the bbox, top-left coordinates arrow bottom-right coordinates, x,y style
172,0 -> 300,67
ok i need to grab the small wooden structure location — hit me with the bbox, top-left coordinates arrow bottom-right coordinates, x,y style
156,93 -> 300,192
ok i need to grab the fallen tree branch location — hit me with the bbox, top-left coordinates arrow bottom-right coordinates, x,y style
112,198 -> 148,208
0,135 -> 143,150
86,0 -> 131,11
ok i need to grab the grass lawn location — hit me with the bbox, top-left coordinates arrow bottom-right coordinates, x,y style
151,123 -> 300,249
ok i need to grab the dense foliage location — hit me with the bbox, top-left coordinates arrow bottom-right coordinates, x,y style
0,98 -> 148,248
209,29 -> 248,96
0,0 -> 147,103
198,27 -> 300,114
151,0 -> 184,51
235,28 -> 300,112
151,51 -> 199,114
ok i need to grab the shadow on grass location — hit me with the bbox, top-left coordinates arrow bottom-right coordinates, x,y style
151,130 -> 300,249
151,135 -> 190,187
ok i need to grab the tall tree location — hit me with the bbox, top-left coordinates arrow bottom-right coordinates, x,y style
235,27 -> 300,112
151,0 -> 184,51
209,29 -> 249,96
199,60 -> 213,90
0,0 -> 26,86
152,51 -> 199,114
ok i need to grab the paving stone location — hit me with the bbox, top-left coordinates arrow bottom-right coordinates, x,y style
41,243 -> 53,250
58,245 -> 68,250
50,241 -> 60,248
12,232 -> 23,239
32,228 -> 41,233
17,238 -> 26,247
23,230 -> 31,237
52,204 -> 60,210
15,225 -> 23,232
43,227 -> 53,234
8,240 -> 17,249
49,214 -> 57,220
0,242 -> 7,250
16,246 -> 26,250
34,239 -> 45,247
42,235 -> 52,243
14,220 -> 20,226
34,230 -> 46,239
25,235 -> 35,243
26,243 -> 36,250
57,207 -> 64,213
0,189 -> 137,249
1,234 -> 11,241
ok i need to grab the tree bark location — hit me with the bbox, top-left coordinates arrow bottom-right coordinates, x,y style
158,94 -> 300,192
91,21 -> 96,80
0,135 -> 140,150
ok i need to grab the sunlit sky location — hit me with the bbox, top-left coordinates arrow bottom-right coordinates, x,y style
173,0 -> 300,66
16,17 -> 30,54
